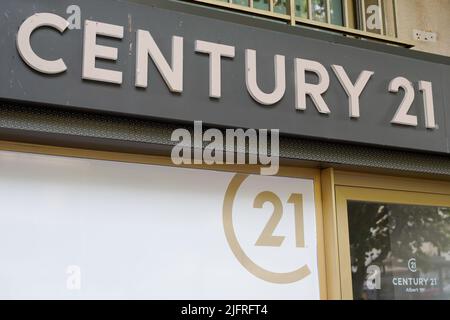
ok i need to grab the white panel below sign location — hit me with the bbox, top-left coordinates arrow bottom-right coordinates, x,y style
0,150 -> 320,299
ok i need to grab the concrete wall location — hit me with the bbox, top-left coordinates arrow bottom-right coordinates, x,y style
396,0 -> 450,57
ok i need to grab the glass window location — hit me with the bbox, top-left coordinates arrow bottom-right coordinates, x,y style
311,0 -> 327,23
187,0 -> 399,40
273,0 -> 289,15
347,201 -> 450,300
330,0 -> 344,26
202,0 -> 349,27
232,0 -> 250,7
252,0 -> 289,14
253,0 -> 269,11
295,0 -> 308,18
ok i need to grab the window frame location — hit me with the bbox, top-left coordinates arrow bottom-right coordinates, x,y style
332,171 -> 450,299
4,140 -> 450,299
188,0 -> 413,47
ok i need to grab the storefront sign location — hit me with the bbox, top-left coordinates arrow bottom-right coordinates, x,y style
348,200 -> 450,300
1,0 -> 450,153
0,150 -> 320,299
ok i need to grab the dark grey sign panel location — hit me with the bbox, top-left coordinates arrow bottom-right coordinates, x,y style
0,0 -> 449,154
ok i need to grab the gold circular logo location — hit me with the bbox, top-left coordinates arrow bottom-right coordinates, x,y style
222,174 -> 311,284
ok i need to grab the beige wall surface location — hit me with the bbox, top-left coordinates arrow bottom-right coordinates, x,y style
396,0 -> 450,56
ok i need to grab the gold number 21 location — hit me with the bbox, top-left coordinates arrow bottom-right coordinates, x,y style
253,192 -> 305,248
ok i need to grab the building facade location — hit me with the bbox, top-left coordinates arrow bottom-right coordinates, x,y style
0,0 -> 449,300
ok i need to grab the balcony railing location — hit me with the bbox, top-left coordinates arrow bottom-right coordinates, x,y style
185,0 -> 414,48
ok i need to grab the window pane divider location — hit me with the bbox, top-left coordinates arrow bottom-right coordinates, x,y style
189,0 -> 414,48
326,0 -> 332,24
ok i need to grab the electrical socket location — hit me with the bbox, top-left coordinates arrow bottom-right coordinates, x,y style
413,29 -> 437,42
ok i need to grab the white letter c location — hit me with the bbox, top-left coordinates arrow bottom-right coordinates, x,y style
17,13 -> 69,74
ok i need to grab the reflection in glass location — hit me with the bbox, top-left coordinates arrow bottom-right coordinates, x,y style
348,201 -> 450,300
295,0 -> 308,19
232,0 -> 250,7
253,0 -> 269,11
199,0 -> 345,26
330,0 -> 343,26
311,0 -> 327,23
273,0 -> 288,14
252,0 -> 289,14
